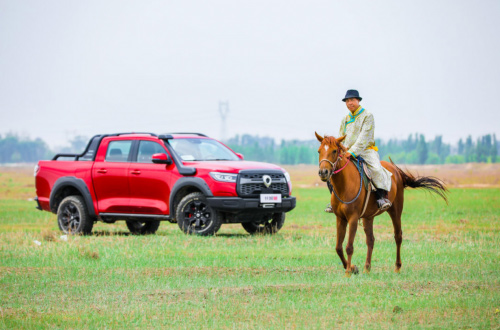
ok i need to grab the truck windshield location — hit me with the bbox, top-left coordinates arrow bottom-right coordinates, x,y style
168,138 -> 239,161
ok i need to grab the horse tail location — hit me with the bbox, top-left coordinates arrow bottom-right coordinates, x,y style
389,157 -> 449,204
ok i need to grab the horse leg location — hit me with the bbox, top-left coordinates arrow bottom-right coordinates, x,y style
362,217 -> 375,273
387,197 -> 404,272
345,216 -> 359,276
335,216 -> 348,270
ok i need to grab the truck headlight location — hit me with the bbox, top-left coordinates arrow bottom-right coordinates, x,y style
283,171 -> 292,192
209,172 -> 237,183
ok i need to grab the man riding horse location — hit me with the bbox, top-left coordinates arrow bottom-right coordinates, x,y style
325,89 -> 392,212
316,92 -> 448,275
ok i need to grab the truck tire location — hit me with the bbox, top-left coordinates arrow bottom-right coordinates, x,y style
241,212 -> 285,235
176,192 -> 222,236
126,220 -> 161,235
57,195 -> 94,235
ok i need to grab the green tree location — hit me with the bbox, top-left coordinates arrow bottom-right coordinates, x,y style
445,154 -> 465,164
475,136 -> 490,163
416,134 -> 428,164
465,135 -> 474,162
402,134 -> 417,153
458,138 -> 464,155
492,134 -> 498,163
426,152 -> 441,164
405,151 -> 419,164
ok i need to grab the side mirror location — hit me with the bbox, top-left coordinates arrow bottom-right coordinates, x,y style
236,153 -> 244,160
152,153 -> 172,165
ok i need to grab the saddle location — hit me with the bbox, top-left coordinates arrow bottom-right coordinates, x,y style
327,157 -> 376,194
350,157 -> 376,191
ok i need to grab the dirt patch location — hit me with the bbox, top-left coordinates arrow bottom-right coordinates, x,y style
0,166 -> 36,200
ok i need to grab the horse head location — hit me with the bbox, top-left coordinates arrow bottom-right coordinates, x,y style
315,132 -> 346,182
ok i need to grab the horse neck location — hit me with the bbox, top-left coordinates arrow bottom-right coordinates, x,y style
330,156 -> 358,196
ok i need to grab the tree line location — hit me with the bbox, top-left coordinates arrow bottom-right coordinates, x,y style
227,133 -> 498,165
0,134 -> 87,164
0,132 -> 497,165
376,133 -> 498,164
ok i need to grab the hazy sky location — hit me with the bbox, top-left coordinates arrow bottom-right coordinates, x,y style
1,0 -> 499,148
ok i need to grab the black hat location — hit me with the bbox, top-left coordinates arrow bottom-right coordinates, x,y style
342,89 -> 362,102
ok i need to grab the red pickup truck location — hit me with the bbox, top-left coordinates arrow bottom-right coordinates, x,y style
35,133 -> 296,236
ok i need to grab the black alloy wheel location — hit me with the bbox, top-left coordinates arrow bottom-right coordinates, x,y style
126,220 -> 161,235
241,212 -> 286,235
176,192 -> 222,236
57,195 -> 93,235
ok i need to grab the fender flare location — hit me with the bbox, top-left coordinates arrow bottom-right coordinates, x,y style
169,177 -> 213,213
49,176 -> 96,217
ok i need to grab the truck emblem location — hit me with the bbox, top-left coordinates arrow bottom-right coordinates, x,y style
263,175 -> 272,188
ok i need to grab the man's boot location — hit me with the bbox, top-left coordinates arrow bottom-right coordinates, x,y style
375,189 -> 392,211
324,181 -> 334,213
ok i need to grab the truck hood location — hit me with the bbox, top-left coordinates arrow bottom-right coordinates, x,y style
182,160 -> 286,173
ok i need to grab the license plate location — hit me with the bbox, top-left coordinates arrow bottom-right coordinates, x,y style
260,194 -> 282,203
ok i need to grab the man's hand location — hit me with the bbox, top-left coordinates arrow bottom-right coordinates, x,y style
345,152 -> 352,160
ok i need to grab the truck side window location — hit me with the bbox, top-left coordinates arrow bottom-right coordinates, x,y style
105,141 -> 133,162
137,141 -> 166,163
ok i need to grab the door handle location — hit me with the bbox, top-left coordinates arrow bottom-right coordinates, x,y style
130,170 -> 141,175
96,169 -> 107,174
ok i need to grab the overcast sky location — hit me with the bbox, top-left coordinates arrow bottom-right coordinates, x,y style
1,0 -> 499,148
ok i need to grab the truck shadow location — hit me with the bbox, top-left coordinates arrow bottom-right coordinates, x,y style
90,231 -> 250,238
214,233 -> 248,238
92,231 -> 131,236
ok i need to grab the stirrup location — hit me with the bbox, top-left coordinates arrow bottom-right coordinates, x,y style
324,203 -> 334,213
377,199 -> 392,211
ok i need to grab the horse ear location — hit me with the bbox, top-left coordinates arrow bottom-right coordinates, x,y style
315,132 -> 324,142
337,135 -> 346,144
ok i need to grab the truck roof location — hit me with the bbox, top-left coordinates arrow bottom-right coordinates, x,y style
52,132 -> 210,161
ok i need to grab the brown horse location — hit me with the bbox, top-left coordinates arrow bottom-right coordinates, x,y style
315,132 -> 448,276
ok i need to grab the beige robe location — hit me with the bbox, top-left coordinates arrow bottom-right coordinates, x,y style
339,106 -> 392,191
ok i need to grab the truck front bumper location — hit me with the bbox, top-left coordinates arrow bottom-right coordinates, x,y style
206,196 -> 296,214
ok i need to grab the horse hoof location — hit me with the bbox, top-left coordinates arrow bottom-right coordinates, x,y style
351,265 -> 359,275
345,265 -> 359,276
395,267 -> 401,273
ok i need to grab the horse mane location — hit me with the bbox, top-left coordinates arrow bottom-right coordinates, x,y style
324,135 -> 347,153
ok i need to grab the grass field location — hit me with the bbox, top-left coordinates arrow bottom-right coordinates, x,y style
1,166 -> 499,329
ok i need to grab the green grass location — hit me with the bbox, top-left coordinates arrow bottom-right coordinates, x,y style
1,188 -> 500,329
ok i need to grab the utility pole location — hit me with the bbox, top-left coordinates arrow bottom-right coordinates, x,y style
219,101 -> 229,142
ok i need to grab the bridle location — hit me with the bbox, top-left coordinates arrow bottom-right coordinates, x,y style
318,157 -> 341,181
319,152 -> 350,180
319,150 -> 363,204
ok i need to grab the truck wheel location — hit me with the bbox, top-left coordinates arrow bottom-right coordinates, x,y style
241,213 -> 285,235
126,220 -> 161,235
176,192 -> 222,236
57,196 -> 94,235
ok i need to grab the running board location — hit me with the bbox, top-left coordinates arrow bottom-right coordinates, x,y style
99,213 -> 171,221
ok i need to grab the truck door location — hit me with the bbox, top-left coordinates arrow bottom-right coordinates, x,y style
92,140 -> 134,213
128,140 -> 173,215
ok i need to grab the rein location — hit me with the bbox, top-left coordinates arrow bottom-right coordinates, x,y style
319,154 -> 363,205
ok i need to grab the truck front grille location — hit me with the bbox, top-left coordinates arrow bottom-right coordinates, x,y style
237,170 -> 289,197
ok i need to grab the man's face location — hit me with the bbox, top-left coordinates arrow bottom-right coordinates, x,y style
345,98 -> 360,112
